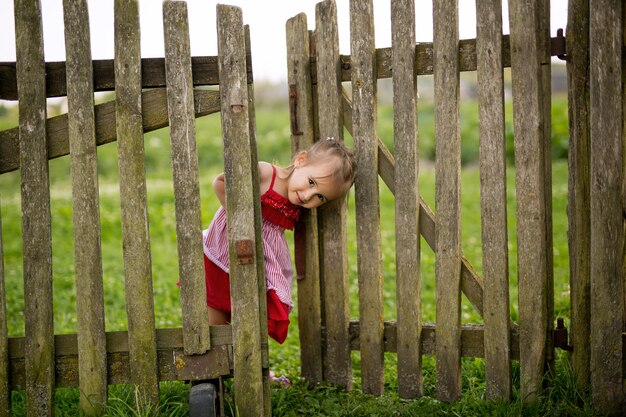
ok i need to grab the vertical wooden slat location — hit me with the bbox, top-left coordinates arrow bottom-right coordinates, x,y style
14,0 -> 55,414
476,0 -> 510,400
315,0 -> 352,390
391,0 -> 422,400
217,5 -> 265,415
244,24 -> 272,417
114,0 -> 159,406
163,0 -> 211,356
62,0 -> 108,413
433,0 -> 461,403
538,0 -> 555,379
0,209 -> 9,416
566,0 -> 591,390
509,0 -> 548,403
589,1 -> 624,414
350,0 -> 383,397
286,12 -> 324,386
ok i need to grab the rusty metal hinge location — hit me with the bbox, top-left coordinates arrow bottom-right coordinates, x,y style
553,317 -> 573,351
552,28 -> 568,61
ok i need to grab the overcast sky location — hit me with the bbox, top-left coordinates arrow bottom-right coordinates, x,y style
0,0 -> 568,83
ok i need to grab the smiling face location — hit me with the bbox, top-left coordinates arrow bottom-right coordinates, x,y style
286,156 -> 349,209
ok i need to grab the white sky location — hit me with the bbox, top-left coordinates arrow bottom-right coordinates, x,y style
0,0 -> 568,83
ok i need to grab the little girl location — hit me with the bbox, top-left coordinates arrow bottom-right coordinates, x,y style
202,138 -> 356,345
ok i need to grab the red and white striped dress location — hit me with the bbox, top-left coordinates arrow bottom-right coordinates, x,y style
202,165 -> 300,343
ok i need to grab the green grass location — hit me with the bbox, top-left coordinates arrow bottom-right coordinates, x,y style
1,97 -> 593,416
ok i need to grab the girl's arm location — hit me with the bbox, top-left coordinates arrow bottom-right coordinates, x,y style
213,172 -> 226,206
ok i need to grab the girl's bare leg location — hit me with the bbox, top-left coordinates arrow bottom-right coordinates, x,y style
208,306 -> 230,325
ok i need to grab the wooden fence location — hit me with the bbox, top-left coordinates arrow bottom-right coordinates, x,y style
0,1 -> 270,416
287,0 -> 624,415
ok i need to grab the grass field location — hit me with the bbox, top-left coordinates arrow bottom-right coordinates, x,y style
1,97 -> 595,416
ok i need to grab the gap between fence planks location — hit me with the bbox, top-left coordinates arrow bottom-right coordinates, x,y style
14,0 -> 56,414
0,88 -> 220,174
114,0 -> 159,405
314,0 -> 353,391
0,209 -> 9,417
63,0 -> 108,413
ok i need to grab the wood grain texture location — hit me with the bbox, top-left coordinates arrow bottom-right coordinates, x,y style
476,0 -> 511,401
217,5 -> 266,415
286,12 -> 324,386
315,0 -> 352,390
391,0 -> 422,399
114,0 -> 159,406
433,0 -> 462,403
14,0 -> 56,414
163,0 -> 211,356
62,0 -> 108,413
509,0 -> 549,403
589,1 -> 624,414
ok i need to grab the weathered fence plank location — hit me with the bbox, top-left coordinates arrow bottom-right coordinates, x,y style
62,0 -> 108,413
14,0 -> 56,414
589,1 -> 624,415
0,88 -> 220,175
391,0 -> 422,400
566,0 -> 591,391
350,0 -> 383,397
433,0 -> 462,403
286,12 -> 324,386
509,1 -> 549,403
217,5 -> 266,415
0,210 -> 8,417
315,0 -> 352,390
114,0 -> 159,406
163,0 -> 211,356
0,56 -> 249,100
476,0 -> 511,401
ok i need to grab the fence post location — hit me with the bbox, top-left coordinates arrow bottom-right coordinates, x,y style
315,0 -> 352,390
217,5 -> 266,415
476,0 -> 511,401
114,0 -> 160,406
350,0 -> 384,397
509,1 -> 549,403
566,0 -> 591,391
286,12 -> 324,386
163,0 -> 211,356
391,0 -> 422,399
63,0 -> 108,413
14,0 -> 56,414
433,0 -> 462,403
589,1 -> 624,415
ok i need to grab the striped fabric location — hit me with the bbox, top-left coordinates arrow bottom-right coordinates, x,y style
203,206 -> 294,310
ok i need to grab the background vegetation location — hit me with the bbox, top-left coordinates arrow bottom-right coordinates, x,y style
1,70 -> 593,415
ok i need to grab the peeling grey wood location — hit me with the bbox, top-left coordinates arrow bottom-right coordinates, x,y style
509,1 -> 549,403
14,0 -> 56,415
350,0 -> 383,397
286,12 -> 324,386
433,0 -> 462,403
163,0 -> 211,356
589,1 -> 624,415
217,5 -> 266,416
391,0 -> 422,400
114,0 -> 159,406
62,0 -> 108,413
315,0 -> 352,390
476,0 -> 511,401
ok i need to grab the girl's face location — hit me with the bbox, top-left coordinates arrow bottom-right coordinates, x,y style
287,157 -> 346,209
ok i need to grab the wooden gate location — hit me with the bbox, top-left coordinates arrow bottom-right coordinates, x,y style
0,1 -> 270,416
287,0 -> 624,415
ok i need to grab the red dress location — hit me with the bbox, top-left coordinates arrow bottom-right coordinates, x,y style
203,165 -> 300,344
